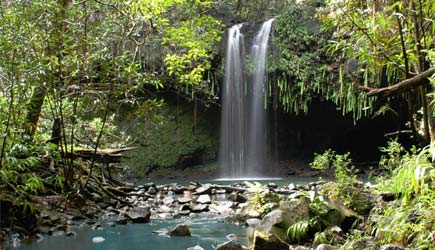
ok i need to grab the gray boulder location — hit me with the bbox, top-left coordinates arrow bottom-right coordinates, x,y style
169,224 -> 191,237
197,194 -> 211,204
126,207 -> 151,223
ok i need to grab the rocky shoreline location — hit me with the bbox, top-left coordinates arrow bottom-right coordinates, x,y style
1,176 -> 396,250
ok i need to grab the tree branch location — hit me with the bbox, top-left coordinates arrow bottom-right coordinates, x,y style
358,66 -> 435,96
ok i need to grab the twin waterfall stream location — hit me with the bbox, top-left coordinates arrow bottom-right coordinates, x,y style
220,19 -> 275,178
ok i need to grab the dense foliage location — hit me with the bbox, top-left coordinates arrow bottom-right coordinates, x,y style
271,1 -> 374,119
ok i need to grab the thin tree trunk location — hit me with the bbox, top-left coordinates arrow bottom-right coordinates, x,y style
24,84 -> 46,140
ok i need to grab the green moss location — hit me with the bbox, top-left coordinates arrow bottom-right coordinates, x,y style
122,102 -> 219,177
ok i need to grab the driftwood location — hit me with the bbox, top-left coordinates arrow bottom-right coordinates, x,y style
358,66 -> 435,96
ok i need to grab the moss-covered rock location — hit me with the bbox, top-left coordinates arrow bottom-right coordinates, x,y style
121,101 -> 219,176
253,231 -> 289,250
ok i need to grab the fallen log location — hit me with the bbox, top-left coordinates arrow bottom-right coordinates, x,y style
66,147 -> 136,164
207,184 -> 296,195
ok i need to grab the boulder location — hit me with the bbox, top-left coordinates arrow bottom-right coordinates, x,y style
126,207 -> 151,223
259,199 -> 310,233
278,199 -> 310,226
168,224 -> 191,237
252,231 -> 288,250
215,240 -> 243,250
196,194 -> 211,204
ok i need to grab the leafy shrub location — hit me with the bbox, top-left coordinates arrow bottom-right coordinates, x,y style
379,139 -> 407,173
245,181 -> 282,216
370,143 -> 435,248
311,149 -> 356,183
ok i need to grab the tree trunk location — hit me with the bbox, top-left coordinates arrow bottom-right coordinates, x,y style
24,84 -> 46,141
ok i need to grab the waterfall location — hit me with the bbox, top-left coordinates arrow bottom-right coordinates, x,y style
220,19 -> 274,178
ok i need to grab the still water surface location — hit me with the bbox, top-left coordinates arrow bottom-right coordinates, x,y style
14,216 -> 247,250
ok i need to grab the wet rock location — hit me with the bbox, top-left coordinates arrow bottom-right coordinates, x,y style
187,245 -> 204,250
92,236 -> 105,243
196,195 -> 211,204
65,230 -> 77,237
227,192 -> 247,203
51,224 -> 67,232
92,223 -> 102,230
37,226 -> 50,234
168,224 -> 191,237
116,216 -> 128,225
216,240 -> 243,250
267,183 -> 277,188
126,207 -> 151,223
380,244 -> 405,250
107,222 -> 116,227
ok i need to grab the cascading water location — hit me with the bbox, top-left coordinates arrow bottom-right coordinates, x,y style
220,19 -> 274,178
220,23 -> 246,178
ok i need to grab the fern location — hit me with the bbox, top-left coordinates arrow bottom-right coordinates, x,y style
287,217 -> 321,244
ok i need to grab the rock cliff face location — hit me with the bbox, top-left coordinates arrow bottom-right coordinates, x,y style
120,97 -> 220,176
